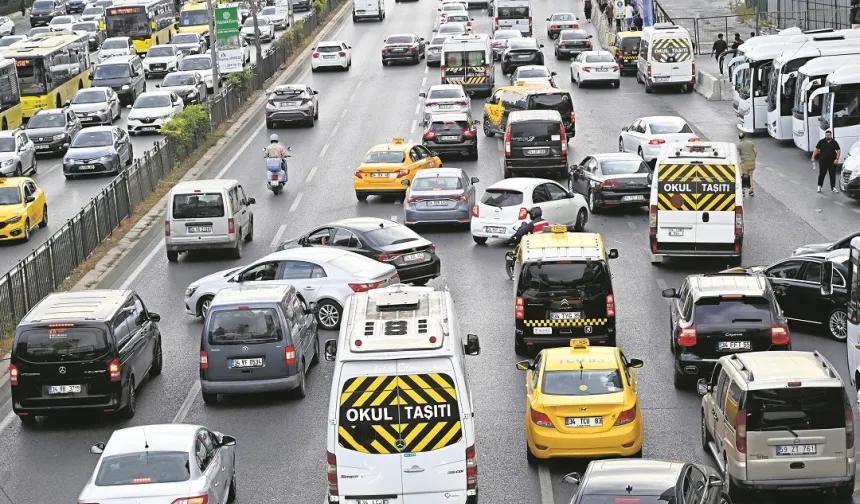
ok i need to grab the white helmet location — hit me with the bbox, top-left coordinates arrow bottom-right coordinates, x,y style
270,134 -> 279,142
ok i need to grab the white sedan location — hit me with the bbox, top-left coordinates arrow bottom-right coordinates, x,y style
569,50 -> 620,88
49,15 -> 78,32
127,91 -> 184,135
471,177 -> 588,244
440,12 -> 473,32
618,115 -> 700,164
0,17 -> 14,36
241,16 -> 275,42
311,40 -> 351,71
183,247 -> 400,330
509,65 -> 556,87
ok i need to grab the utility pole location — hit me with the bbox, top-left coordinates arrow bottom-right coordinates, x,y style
208,0 -> 219,94
249,0 -> 262,63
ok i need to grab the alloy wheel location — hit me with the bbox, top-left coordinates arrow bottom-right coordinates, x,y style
318,303 -> 340,329
830,309 -> 848,341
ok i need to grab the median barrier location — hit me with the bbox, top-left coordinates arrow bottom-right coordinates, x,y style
693,69 -> 732,101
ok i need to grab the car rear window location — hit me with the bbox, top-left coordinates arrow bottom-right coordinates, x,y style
364,151 -> 406,163
386,35 -> 413,44
413,176 -> 463,190
15,326 -> 110,362
542,370 -> 623,396
430,121 -> 468,133
527,93 -> 573,114
585,54 -> 614,63
430,36 -> 449,45
510,121 -> 561,145
481,189 -> 523,207
601,159 -> 649,175
364,224 -> 420,247
649,121 -> 693,134
746,387 -> 846,431
693,296 -> 772,325
621,37 -> 641,51
172,192 -> 225,219
508,39 -> 537,50
521,261 -> 610,296
427,88 -> 463,99
316,45 -> 340,53
516,68 -> 549,78
498,6 -> 529,19
207,308 -> 283,345
562,30 -> 587,40
95,451 -> 191,486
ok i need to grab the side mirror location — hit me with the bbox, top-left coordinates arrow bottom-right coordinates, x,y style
696,378 -> 710,396
246,197 -> 256,205
418,91 -> 427,98
470,176 -> 479,183
25,195 -> 35,203
608,249 -> 618,259
464,333 -> 480,355
155,84 -> 160,87
64,100 -> 71,106
149,312 -> 161,322
305,301 -> 319,314
324,339 -> 337,361
661,288 -> 678,298
539,43 -> 544,48
621,126 -> 629,131
220,435 -> 237,446
561,473 -> 581,485
515,359 -> 533,371
551,71 -> 557,76
313,90 -> 319,95
706,475 -> 723,488
628,358 -> 643,368
545,17 -> 550,20
89,442 -> 106,454
401,179 -> 410,186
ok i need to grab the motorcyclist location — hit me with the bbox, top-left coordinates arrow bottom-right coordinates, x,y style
264,133 -> 290,171
509,207 -> 549,245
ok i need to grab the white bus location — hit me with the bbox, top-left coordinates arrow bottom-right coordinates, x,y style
821,239 -> 857,396
793,56 -> 859,152
766,33 -> 860,141
808,64 -> 860,161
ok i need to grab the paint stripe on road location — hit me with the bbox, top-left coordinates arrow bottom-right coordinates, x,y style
319,143 -> 330,157
538,464 -> 554,504
305,165 -> 318,183
341,108 -> 348,118
331,122 -> 341,137
172,381 -> 201,423
289,192 -> 304,212
271,224 -> 287,248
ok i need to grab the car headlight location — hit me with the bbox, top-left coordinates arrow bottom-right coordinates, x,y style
5,215 -> 21,224
121,84 -> 129,90
850,165 -> 860,181
185,286 -> 197,297
98,154 -> 114,161
0,159 -> 13,167
53,133 -> 65,141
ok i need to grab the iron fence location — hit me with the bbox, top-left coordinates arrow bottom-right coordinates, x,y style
0,0 -> 343,334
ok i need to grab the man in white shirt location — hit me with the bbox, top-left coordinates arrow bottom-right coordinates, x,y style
625,2 -> 634,30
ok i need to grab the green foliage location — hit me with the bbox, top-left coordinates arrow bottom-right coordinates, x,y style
160,105 -> 210,159
313,0 -> 327,15
226,69 -> 253,91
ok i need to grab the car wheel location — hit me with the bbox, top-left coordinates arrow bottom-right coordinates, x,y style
672,366 -> 688,389
317,300 -> 343,330
308,115 -> 315,127
39,205 -> 47,228
587,191 -> 599,214
577,76 -> 583,88
828,308 -> 848,341
227,466 -> 237,503
21,219 -> 30,242
701,410 -> 712,451
167,250 -> 179,262
482,119 -> 494,137
310,333 -> 320,366
645,83 -> 653,94
230,238 -> 242,259
198,295 -> 213,318
574,208 -> 587,231
19,415 -> 36,426
614,80 -> 621,88
472,235 -> 488,245
266,119 -> 274,128
570,69 -> 574,83
311,65 -> 317,72
126,147 -> 133,166
150,337 -> 163,377
13,163 -> 21,177
119,378 -> 136,419
292,364 -> 307,399
244,216 -> 253,242
202,392 -> 219,405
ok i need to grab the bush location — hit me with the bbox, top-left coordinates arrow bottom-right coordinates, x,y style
226,69 -> 253,91
160,105 -> 210,159
313,0 -> 327,15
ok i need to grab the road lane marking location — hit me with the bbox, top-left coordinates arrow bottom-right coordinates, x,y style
172,381 -> 201,423
305,165 -> 318,182
538,464 -> 554,504
778,172 -> 786,178
424,66 -> 428,74
411,119 -> 417,133
271,224 -> 287,248
319,143 -> 330,157
356,80 -> 363,89
791,180 -> 799,185
835,200 -> 844,206
415,102 -> 421,114
349,93 -> 356,103
497,139 -> 502,151
627,221 -> 636,230
121,240 -> 166,289
853,208 -> 860,214
421,77 -> 426,87
216,121 -> 266,179
340,108 -> 348,118
331,121 -> 341,136
289,192 -> 304,212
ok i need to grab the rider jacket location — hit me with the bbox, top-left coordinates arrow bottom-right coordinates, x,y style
264,143 -> 290,159
510,219 -> 549,244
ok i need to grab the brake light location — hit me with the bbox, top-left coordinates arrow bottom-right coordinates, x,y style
493,41 -> 501,46
570,110 -> 575,123
382,45 -> 389,52
267,100 -> 274,106
407,196 -> 424,203
285,345 -> 296,365
618,50 -> 624,58
467,21 -> 472,26
170,498 -> 208,504
600,180 -> 619,189
613,64 -> 620,71
678,328 -> 696,347
560,125 -> 567,154
504,126 -> 511,155
648,139 -> 665,145
377,253 -> 398,261
164,220 -> 170,236
606,294 -> 615,317
466,444 -> 477,491
397,168 -> 409,178
463,129 -> 475,138
847,404 -> 855,449
408,44 -> 418,50
109,358 -> 121,381
735,207 -> 743,235
454,194 -> 469,201
585,41 -> 591,48
516,296 -> 524,319
692,61 -> 696,75
771,326 -> 790,345
227,218 -> 235,234
338,51 -> 346,56
199,351 -> 208,369
735,407 -> 747,454
349,280 -> 385,292
614,406 -> 636,426
472,204 -> 479,217
517,207 -> 528,220
271,174 -> 279,181
353,169 -> 362,179
689,137 -> 700,142
559,41 -> 566,47
530,407 -> 553,427
9,363 -> 17,386
312,52 -> 319,58
327,451 -> 339,496
649,205 -> 657,233
582,66 -> 591,72
647,62 -> 652,77
424,131 -> 436,140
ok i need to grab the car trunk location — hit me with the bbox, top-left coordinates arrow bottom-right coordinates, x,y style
428,121 -> 470,143
358,162 -> 407,185
508,49 -> 540,64
520,261 -> 612,334
477,188 -> 524,229
270,92 -> 308,110
509,120 -> 564,164
527,93 -> 574,130
410,188 -> 466,213
83,481 -> 195,504
539,391 -> 626,435
560,36 -> 589,50
377,241 -> 436,269
386,43 -> 414,55
169,191 -> 230,244
688,296 -> 774,359
604,173 -> 650,196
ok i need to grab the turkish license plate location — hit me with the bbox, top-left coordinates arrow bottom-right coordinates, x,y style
485,226 -> 506,234
280,102 -> 297,108
357,500 -> 388,504
393,48 -> 406,52
667,228 -> 684,237
437,104 -> 454,109
48,384 -> 81,394
595,67 -> 608,72
777,444 -> 816,456
532,327 -> 552,335
654,76 -> 669,81
622,195 -> 645,202
550,311 -> 581,320
143,126 -> 158,131
566,416 -> 603,427
516,54 -> 531,59
403,252 -> 425,262
371,172 -> 394,178
35,144 -> 49,150
324,54 -> 335,59
441,135 -> 459,141
427,200 -> 448,206
718,341 -> 751,351
230,358 -> 263,368
78,164 -> 95,170
526,148 -> 549,156
82,116 -> 97,121
187,225 -> 212,233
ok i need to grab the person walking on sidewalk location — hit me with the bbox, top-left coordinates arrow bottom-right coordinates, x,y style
624,2 -> 634,30
584,0 -> 592,22
738,132 -> 758,196
712,34 -> 728,75
731,33 -> 743,50
19,0 -> 26,17
812,130 -> 841,193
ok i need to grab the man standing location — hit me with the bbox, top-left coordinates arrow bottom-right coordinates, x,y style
738,132 -> 757,196
632,11 -> 643,30
624,1 -> 634,30
584,0 -> 592,21
712,34 -> 728,75
812,130 -> 841,193
731,32 -> 743,51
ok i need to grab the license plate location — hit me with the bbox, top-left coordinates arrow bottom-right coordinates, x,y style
323,55 -> 335,59
82,116 -> 97,121
393,48 -> 406,52
230,358 -> 263,368
280,102 -> 297,108
526,148 -> 549,155
78,164 -> 95,170
143,126 -> 158,131
427,200 -> 448,206
371,172 -> 394,178
622,195 -> 645,202
437,104 -> 454,109
485,226 -> 506,234
596,68 -> 608,72
357,500 -> 388,504
654,76 -> 669,81
718,341 -> 751,351
403,252 -> 425,262
667,228 -> 684,237
441,135 -> 458,141
516,55 -> 531,59
187,225 -> 212,233
36,145 -> 49,150
566,416 -> 603,427
550,312 -> 581,320
777,444 -> 816,456
532,327 -> 552,335
48,385 -> 81,394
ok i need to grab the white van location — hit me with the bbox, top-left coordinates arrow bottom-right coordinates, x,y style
165,179 -> 255,262
493,0 -> 531,36
353,0 -> 384,22
648,141 -> 743,265
323,286 -> 481,504
441,34 -> 494,96
637,23 -> 695,93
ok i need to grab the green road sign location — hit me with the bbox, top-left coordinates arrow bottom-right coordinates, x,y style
214,6 -> 240,41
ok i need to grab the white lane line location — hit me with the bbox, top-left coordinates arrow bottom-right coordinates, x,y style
496,140 -> 502,151
121,240 -> 166,289
411,119 -> 417,133
319,143 -> 330,157
349,93 -> 356,103
627,221 -> 636,230
421,77 -> 427,87
0,410 -> 14,434
424,66 -> 428,74
415,102 -> 421,114
271,224 -> 287,248
305,165 -> 318,183
331,121 -> 341,136
778,172 -> 786,178
656,279 -> 672,304
791,180 -> 800,185
853,208 -> 860,214
172,381 -> 201,423
356,80 -> 363,89
538,464 -> 554,504
289,192 -> 304,212
390,215 -> 398,222
834,200 -> 845,206
340,108 -> 348,118
763,166 -> 773,171
215,121 -> 266,179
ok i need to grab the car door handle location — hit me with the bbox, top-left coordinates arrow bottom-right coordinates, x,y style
302,286 -> 314,290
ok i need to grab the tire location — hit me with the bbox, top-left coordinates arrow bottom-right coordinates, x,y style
310,333 -> 320,366
272,185 -> 281,195
150,337 -> 163,377
21,219 -> 30,242
30,157 -> 36,174
828,308 -> 848,341
618,137 -> 625,152
482,119 -> 494,137
472,235 -> 488,245
13,163 -> 21,177
227,467 -> 237,503
356,192 -> 368,202
266,119 -> 274,128
317,300 -> 343,330
574,208 -> 587,231
615,80 -> 621,88
38,205 -> 47,228
587,191 -> 600,214
645,83 -> 653,94
577,77 -> 583,88
411,278 -> 429,286
198,295 -> 213,318
673,366 -> 688,389
19,414 -> 36,426
701,410 -> 712,452
167,250 -> 179,262
515,337 -> 527,355
230,239 -> 242,259
244,216 -> 253,242
119,378 -> 136,419
292,366 -> 307,399
470,149 -> 478,160
202,392 -> 218,405
126,148 -> 133,166
724,459 -> 746,500
835,481 -> 854,498
308,115 -> 315,127
503,167 -> 512,178
314,105 -> 319,120
570,69 -> 575,83
637,147 -> 644,160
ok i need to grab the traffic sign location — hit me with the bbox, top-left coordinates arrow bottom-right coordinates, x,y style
614,0 -> 625,19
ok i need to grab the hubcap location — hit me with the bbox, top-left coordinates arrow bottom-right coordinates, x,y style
319,304 -> 339,328
830,310 -> 848,340
201,298 -> 212,317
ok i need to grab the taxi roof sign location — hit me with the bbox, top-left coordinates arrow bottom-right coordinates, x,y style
570,339 -> 590,348
392,137 -> 405,144
549,225 -> 569,233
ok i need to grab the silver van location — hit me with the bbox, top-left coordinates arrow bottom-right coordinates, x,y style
199,284 -> 320,404
165,179 -> 255,262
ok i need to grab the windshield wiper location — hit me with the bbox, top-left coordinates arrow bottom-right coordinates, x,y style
731,318 -> 763,323
758,425 -> 800,437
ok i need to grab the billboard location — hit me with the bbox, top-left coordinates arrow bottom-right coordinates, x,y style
214,5 -> 244,73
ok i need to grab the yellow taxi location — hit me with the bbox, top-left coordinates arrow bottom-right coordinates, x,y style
0,176 -> 47,243
353,138 -> 442,202
517,339 -> 643,463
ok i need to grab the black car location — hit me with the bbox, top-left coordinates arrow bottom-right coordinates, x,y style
504,109 -> 568,179
501,38 -> 544,75
792,230 -> 860,255
26,108 -> 81,155
554,28 -> 593,59
9,289 -> 163,424
569,153 -> 651,212
422,112 -> 479,160
562,459 -> 729,504
72,21 -> 105,51
382,33 -> 425,65
66,0 -> 86,13
293,0 -> 311,11
157,71 -> 207,105
278,217 -> 441,285
29,0 -> 65,26
662,272 -> 790,389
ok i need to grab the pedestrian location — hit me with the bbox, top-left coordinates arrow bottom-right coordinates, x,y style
584,0 -> 592,21
737,132 -> 757,196
749,31 -> 756,39
633,11 -> 643,30
812,130 -> 842,193
605,2 -> 613,27
731,32 -> 743,51
624,1 -> 634,30
712,34 -> 728,74
19,0 -> 26,17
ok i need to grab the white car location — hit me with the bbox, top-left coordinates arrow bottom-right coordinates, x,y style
0,35 -> 26,49
183,247 -> 400,330
419,83 -> 470,123
618,115 -> 699,164
98,36 -> 136,62
435,22 -> 468,37
49,15 -> 78,32
79,5 -> 104,22
509,65 -> 556,87
241,17 -> 275,42
127,91 -> 184,135
440,12 -> 473,32
471,177 -> 588,244
437,2 -> 467,23
179,54 -> 219,90
259,5 -> 289,29
0,16 -> 14,36
311,40 -> 351,71
569,50 -> 620,88
142,44 -> 184,78
68,86 -> 121,126
0,129 -> 36,177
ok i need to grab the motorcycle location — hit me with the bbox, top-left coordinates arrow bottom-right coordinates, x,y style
264,147 -> 291,195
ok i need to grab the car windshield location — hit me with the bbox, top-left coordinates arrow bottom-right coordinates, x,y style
31,0 -> 52,9
95,452 -> 191,486
0,138 -> 14,152
746,387 -> 846,431
14,326 -> 110,362
600,159 -> 648,175
71,131 -> 113,147
428,88 -> 462,99
171,34 -> 197,43
481,188 -> 522,207
82,6 -> 103,14
586,54 -> 614,63
364,224 -> 419,247
0,186 -> 21,204
147,46 -> 174,57
508,39 -> 537,50
364,151 -> 405,163
27,113 -> 65,128
182,58 -> 210,70
172,193 -> 224,218
430,36 -> 449,45
494,31 -> 522,40
162,74 -> 195,86
551,13 -> 575,20
94,63 -> 129,79
207,308 -> 283,345
101,39 -> 127,49
412,176 -> 463,190
386,35 -> 413,44
517,68 -> 549,78
693,296 -> 771,324
73,90 -> 106,104
542,370 -> 624,396
648,120 -> 693,134
72,22 -> 97,31
521,262 -> 610,297
562,30 -> 587,40
134,94 -> 170,108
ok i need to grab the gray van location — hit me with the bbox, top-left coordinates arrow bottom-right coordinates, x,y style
92,55 -> 146,106
199,284 -> 320,405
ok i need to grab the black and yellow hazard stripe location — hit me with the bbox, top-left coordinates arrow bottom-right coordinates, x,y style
656,164 -> 737,211
651,37 -> 692,62
658,164 -> 736,182
523,318 -> 608,327
446,76 -> 488,85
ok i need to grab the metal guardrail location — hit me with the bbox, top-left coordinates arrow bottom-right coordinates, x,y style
0,0 -> 343,333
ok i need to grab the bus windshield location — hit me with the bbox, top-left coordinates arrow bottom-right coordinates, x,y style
14,58 -> 48,95
180,9 -> 208,26
0,64 -> 20,112
106,9 -> 150,37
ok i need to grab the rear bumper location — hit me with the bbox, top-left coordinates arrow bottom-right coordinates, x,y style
167,236 -> 238,252
267,108 -> 313,122
424,140 -> 477,155
395,256 -> 441,283
405,208 -> 471,224
674,354 -> 718,378
557,47 -> 590,57
527,416 -> 642,459
383,51 -> 418,61
517,322 -> 616,345
645,76 -> 695,88
593,189 -> 649,206
201,375 -> 300,395
733,474 -> 855,492
506,157 -> 566,172
649,236 -> 742,259
13,391 -> 122,415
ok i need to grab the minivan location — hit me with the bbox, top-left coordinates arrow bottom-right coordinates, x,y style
29,0 -> 65,26
92,54 -> 145,106
199,284 -> 320,404
504,109 -> 568,178
10,290 -> 163,425
165,179 -> 255,262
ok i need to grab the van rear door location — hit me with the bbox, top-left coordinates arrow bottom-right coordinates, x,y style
655,163 -> 697,247
495,2 -> 530,35
169,190 -> 230,244
694,163 -> 738,249
651,36 -> 692,83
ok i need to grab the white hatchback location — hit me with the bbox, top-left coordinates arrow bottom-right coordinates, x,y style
127,91 -> 184,135
471,177 -> 588,244
49,15 -> 77,32
311,40 -> 351,71
569,50 -> 620,88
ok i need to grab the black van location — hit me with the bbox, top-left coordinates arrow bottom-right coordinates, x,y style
92,55 -> 146,106
29,0 -> 65,26
10,290 -> 162,425
504,109 -> 568,179
199,284 -> 320,404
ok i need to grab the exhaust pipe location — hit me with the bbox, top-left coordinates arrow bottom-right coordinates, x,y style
684,366 -> 698,375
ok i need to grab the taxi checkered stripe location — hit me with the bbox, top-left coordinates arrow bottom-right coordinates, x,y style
524,318 -> 608,327
656,164 -> 737,212
337,373 -> 462,455
651,38 -> 692,62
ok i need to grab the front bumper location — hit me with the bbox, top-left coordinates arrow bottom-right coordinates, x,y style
12,387 -> 123,415
840,170 -> 860,199
527,413 -> 642,459
76,111 -> 111,125
201,375 -> 301,395
644,76 -> 696,89
128,117 -> 168,134
64,158 -> 118,175
0,218 -> 29,241
649,236 -> 743,259
33,138 -> 70,154
580,70 -> 620,82
394,255 -> 441,283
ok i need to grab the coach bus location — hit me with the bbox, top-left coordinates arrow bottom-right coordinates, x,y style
105,0 -> 177,54
0,58 -> 22,130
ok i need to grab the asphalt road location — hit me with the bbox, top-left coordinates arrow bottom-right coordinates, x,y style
0,1 -> 858,504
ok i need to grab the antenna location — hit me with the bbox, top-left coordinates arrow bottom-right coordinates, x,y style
143,427 -> 149,449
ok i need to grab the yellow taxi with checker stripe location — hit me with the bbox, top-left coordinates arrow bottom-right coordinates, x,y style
353,137 -> 442,202
0,176 -> 47,243
517,339 -> 643,464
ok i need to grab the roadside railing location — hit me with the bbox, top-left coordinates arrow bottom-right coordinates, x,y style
0,0 -> 344,333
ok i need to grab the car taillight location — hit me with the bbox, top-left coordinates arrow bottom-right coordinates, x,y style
689,137 -> 700,142
648,139 -> 665,145
692,61 -> 696,74
164,220 -> 170,236
285,345 -> 296,365
613,65 -> 620,71
600,180 -> 619,189
504,126 -> 511,155
559,41 -> 566,47
271,174 -> 279,181
570,111 -> 575,123
377,253 -> 398,261
170,497 -> 208,504
408,44 -> 418,50
771,326 -> 790,345
606,294 -> 615,317
227,218 -> 235,234
649,205 -> 657,233
109,358 -> 121,381
9,363 -> 17,386
312,52 -> 319,58
472,204 -> 479,217
466,444 -> 477,491
585,41 -> 591,48
199,351 -> 208,369
581,65 -> 590,72
560,125 -> 567,154
516,296 -> 524,319
735,207 -> 743,235
530,407 -> 553,427
424,131 -> 436,140
517,207 -> 528,220
463,129 -> 475,138
614,406 -> 636,426
397,168 -> 409,177
735,408 -> 747,454
353,169 -> 362,179
528,16 -> 532,26
327,451 -> 339,496
467,21 -> 472,26
678,328 -> 696,346
407,196 -> 424,203
846,404 -> 855,449
338,51 -> 346,56
647,62 -> 652,77
493,41 -> 501,46
618,50 -> 624,57
267,99 -> 274,105
349,280 -> 385,292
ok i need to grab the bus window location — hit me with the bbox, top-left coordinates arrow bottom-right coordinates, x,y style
0,66 -> 20,112
833,89 -> 860,129
106,8 -> 149,37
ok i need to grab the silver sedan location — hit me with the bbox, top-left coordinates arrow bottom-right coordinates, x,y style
78,424 -> 237,504
404,167 -> 478,226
